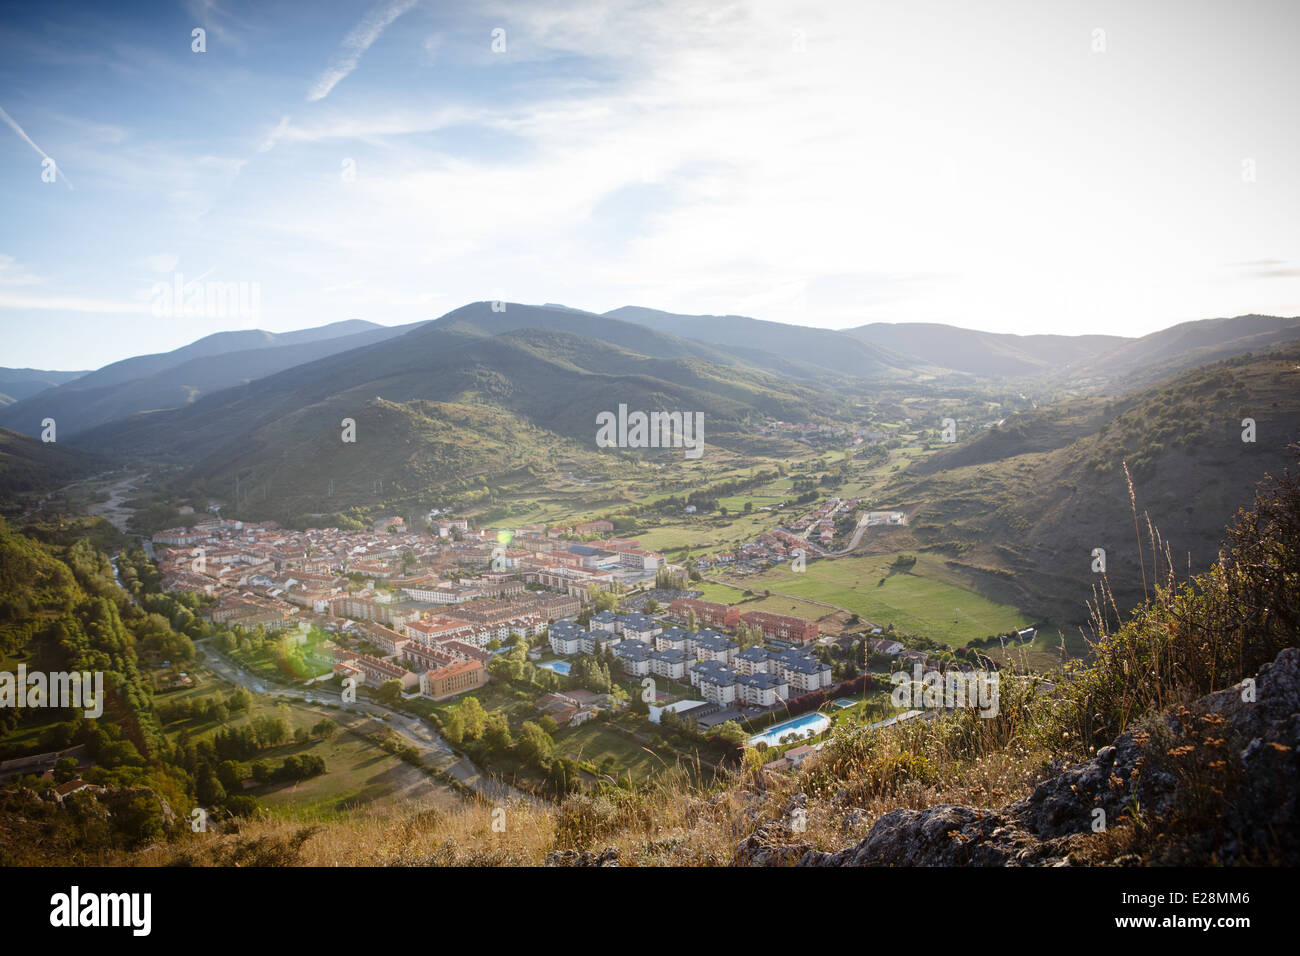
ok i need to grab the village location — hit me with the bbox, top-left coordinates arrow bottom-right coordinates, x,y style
145,505 -> 936,766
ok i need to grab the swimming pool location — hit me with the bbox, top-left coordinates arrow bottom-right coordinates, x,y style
832,698 -> 857,709
747,712 -> 832,748
538,660 -> 571,676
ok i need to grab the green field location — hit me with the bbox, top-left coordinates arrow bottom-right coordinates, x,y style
709,552 -> 1032,646
158,668 -> 465,817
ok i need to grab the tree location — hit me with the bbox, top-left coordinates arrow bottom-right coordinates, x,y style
216,759 -> 244,792
712,721 -> 747,745
459,696 -> 487,740
377,679 -> 403,706
482,712 -> 513,753
516,721 -> 554,767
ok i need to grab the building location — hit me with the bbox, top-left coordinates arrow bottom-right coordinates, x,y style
329,594 -> 417,630
334,650 -> 419,690
649,647 -> 689,680
692,631 -> 738,664
404,641 -> 456,672
548,620 -> 586,656
654,627 -> 691,652
772,648 -> 833,693
739,610 -> 819,645
668,597 -> 741,630
358,621 -> 408,656
693,661 -> 739,705
736,671 -> 789,707
733,645 -> 772,676
619,612 -> 661,642
618,549 -> 663,571
613,639 -> 652,677
420,659 -> 488,701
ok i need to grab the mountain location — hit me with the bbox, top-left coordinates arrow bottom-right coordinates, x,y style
0,368 -> 89,405
875,345 -> 1300,625
1068,313 -> 1300,388
73,305 -> 840,518
0,319 -> 420,439
0,427 -> 101,505
845,322 -> 1128,379
604,306 -> 921,380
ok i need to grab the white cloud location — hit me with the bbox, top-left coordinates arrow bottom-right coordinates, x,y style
307,0 -> 420,102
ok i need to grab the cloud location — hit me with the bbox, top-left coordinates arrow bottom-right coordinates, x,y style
0,254 -> 47,287
307,0 -> 420,102
0,103 -> 74,189
141,253 -> 181,273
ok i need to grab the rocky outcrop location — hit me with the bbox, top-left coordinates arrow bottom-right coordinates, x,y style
732,647 -> 1300,866
544,846 -> 621,866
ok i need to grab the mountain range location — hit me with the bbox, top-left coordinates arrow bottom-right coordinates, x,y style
2,301 -> 1298,625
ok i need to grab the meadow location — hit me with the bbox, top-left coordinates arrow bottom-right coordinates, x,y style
708,552 -> 1031,646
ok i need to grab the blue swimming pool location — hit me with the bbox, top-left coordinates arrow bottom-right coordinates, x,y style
747,712 -> 831,748
538,660 -> 571,676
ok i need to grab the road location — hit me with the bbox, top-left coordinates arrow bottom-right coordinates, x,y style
197,640 -> 536,807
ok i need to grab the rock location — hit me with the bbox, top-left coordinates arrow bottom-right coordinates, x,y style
544,846 -> 620,867
800,805 -> 1042,867
733,822 -> 812,866
787,647 -> 1300,866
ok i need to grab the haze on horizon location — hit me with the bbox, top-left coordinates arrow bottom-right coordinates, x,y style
1,0 -> 1298,370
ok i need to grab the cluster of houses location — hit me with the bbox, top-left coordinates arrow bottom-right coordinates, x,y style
548,608 -> 832,709
152,515 -> 669,704
782,497 -> 854,549
752,420 -> 893,450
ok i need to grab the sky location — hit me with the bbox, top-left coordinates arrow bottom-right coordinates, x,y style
1,0 -> 1298,370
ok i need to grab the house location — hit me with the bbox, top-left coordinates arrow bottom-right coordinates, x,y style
869,638 -> 904,656
52,779 -> 104,802
784,744 -> 818,768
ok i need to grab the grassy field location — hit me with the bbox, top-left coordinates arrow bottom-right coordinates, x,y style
157,668 -> 466,817
709,552 -> 1032,646
552,722 -> 668,783
251,732 -> 456,816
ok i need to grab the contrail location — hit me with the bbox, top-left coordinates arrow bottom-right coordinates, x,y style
0,104 -> 74,190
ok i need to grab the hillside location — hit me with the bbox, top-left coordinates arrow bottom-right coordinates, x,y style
0,368 -> 88,406
1069,313 -> 1300,389
845,322 -> 1127,379
0,320 -> 416,440
604,306 -> 921,380
71,312 -> 841,518
0,427 -> 102,506
877,345 -> 1300,624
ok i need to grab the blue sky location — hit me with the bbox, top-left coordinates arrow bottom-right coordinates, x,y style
2,0 -> 1298,369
